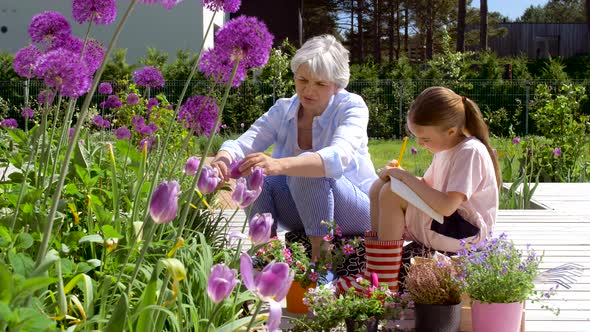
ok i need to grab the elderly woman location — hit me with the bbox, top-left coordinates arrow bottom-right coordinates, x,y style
211,34 -> 377,258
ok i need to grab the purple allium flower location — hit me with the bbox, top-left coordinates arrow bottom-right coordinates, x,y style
126,93 -> 139,105
92,115 -> 110,128
115,126 -> 131,140
28,11 -> 71,45
72,0 -> 117,25
51,36 -> 105,75
98,82 -> 113,95
221,124 -> 227,129
202,0 -> 241,13
149,180 -> 181,224
248,213 -> 273,245
411,147 -> 418,155
240,253 -> 293,332
198,16 -> 273,87
207,264 -> 238,304
212,16 -> 273,69
178,96 -> 220,137
132,115 -> 146,131
512,137 -> 520,145
139,137 -> 155,151
198,166 -> 221,194
147,97 -> 159,111
199,49 -> 247,87
13,45 -> 42,79
133,66 -> 165,88
553,147 -> 561,157
1,118 -> 18,129
34,49 -> 91,98
248,167 -> 265,191
139,125 -> 153,136
184,156 -> 200,176
38,90 -> 55,105
21,107 -> 35,119
103,95 -> 122,109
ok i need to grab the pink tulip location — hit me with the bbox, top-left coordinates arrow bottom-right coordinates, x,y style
197,166 -> 220,194
249,213 -> 273,245
232,178 -> 261,208
149,181 -> 181,224
184,156 -> 200,176
207,264 -> 238,303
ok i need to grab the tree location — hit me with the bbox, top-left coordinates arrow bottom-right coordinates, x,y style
519,0 -> 585,22
457,0 -> 466,52
480,0 -> 488,50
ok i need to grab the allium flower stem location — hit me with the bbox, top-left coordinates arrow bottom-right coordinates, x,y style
80,13 -> 95,59
35,108 -> 50,185
106,143 -> 120,228
43,102 -> 76,208
9,124 -> 43,233
40,97 -> 63,183
35,0 -> 138,268
140,11 -> 218,226
174,61 -> 240,237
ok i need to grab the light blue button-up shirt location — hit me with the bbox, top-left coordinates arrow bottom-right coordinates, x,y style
219,89 -> 378,194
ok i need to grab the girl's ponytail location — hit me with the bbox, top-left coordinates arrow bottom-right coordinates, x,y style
463,97 -> 502,189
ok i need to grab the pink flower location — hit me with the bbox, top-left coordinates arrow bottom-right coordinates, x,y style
553,147 -> 561,157
512,137 -> 520,145
342,244 -> 355,255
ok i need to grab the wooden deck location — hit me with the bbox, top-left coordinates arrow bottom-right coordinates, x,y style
224,183 -> 590,331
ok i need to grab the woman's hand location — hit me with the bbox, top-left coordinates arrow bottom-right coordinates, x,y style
239,153 -> 283,176
210,151 -> 232,182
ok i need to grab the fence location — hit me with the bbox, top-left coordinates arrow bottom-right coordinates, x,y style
1,79 -> 589,138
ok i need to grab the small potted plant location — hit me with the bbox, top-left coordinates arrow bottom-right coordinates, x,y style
293,274 -> 403,332
457,233 -> 565,332
404,253 -> 463,332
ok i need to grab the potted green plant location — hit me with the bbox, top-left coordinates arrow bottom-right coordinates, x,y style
293,276 -> 402,332
404,253 -> 463,332
457,233 -> 559,332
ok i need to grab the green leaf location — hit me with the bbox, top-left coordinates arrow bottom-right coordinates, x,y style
64,183 -> 79,195
102,225 -> 122,239
15,232 -> 33,249
0,264 -> 12,302
73,140 -> 92,170
0,225 -> 11,246
104,293 -> 128,332
79,234 -> 104,244
215,316 -> 259,332
30,250 -> 60,278
8,252 -> 34,277
21,203 -> 34,214
16,306 -> 57,331
136,265 -> 160,331
64,273 -> 95,317
14,277 -> 58,303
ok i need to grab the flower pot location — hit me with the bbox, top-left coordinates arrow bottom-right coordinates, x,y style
344,318 -> 379,332
471,300 -> 523,332
286,280 -> 316,313
414,302 -> 461,332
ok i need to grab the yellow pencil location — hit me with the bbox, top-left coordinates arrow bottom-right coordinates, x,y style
397,136 -> 409,167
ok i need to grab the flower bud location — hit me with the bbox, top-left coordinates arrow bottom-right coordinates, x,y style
184,156 -> 200,176
207,264 -> 238,303
149,181 -> 181,224
249,213 -> 273,245
228,159 -> 243,179
248,166 -> 265,191
232,178 -> 261,208
197,166 -> 220,194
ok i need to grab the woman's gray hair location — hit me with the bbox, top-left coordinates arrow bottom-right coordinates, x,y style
290,34 -> 350,89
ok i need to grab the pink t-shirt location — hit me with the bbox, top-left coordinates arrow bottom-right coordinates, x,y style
404,136 -> 498,252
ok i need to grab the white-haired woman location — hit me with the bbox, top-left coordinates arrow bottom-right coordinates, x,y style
211,35 -> 377,259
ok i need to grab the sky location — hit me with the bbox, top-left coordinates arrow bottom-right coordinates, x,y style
486,0 -> 550,20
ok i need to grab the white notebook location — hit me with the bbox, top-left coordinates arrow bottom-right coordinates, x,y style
389,176 -> 444,224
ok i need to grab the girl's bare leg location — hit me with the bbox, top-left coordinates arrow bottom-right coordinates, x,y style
369,179 -> 387,232
377,184 -> 407,241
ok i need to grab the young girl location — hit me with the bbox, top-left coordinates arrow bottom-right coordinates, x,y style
336,86 -> 501,293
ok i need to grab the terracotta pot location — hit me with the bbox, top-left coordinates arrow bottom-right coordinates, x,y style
414,302 -> 461,332
286,280 -> 316,313
471,300 -> 524,332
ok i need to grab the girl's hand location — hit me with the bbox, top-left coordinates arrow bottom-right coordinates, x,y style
239,152 -> 283,176
378,164 -> 409,182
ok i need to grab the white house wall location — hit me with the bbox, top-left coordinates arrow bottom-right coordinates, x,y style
0,0 -> 227,63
